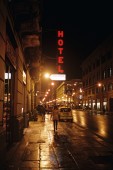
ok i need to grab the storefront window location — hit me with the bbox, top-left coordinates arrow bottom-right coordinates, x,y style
3,60 -> 15,143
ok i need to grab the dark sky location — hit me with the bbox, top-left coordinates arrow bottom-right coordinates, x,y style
42,0 -> 113,80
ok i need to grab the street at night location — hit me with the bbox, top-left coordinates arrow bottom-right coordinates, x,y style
0,1 -> 113,169
6,112 -> 113,170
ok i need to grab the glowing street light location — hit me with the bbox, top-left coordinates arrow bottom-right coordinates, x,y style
44,73 -> 50,79
98,83 -> 102,87
51,82 -> 55,86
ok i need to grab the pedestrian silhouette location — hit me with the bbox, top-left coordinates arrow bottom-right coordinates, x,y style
52,105 -> 59,132
40,105 -> 46,121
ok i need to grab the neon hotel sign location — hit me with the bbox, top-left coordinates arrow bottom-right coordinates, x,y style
50,30 -> 66,81
57,30 -> 64,73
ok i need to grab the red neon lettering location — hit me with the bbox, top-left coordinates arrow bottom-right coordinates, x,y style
58,48 -> 63,55
58,31 -> 64,37
58,65 -> 64,73
57,30 -> 64,74
58,39 -> 64,46
58,56 -> 64,63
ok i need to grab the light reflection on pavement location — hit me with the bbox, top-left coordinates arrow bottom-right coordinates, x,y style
72,109 -> 113,142
6,113 -> 113,170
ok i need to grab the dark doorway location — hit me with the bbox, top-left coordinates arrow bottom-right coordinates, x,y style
109,98 -> 113,112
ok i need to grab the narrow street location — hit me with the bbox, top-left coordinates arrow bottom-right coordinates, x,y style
6,113 -> 113,170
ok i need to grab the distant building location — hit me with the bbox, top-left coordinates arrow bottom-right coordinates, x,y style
81,34 -> 113,112
56,79 -> 83,107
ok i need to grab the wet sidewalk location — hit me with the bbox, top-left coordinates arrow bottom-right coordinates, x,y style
6,114 -> 113,170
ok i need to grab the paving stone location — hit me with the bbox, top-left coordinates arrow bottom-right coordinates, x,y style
20,161 -> 39,168
6,114 -> 113,170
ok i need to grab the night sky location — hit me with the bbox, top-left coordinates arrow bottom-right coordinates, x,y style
42,0 -> 113,80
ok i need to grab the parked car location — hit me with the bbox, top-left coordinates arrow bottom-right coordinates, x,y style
59,107 -> 73,122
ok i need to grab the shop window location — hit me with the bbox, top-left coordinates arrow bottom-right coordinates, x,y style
103,70 -> 106,79
109,67 -> 112,77
102,85 -> 106,92
3,60 -> 15,144
108,83 -> 113,91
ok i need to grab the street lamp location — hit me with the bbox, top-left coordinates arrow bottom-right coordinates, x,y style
44,73 -> 50,79
51,82 -> 54,86
35,72 -> 50,106
97,82 -> 103,111
98,83 -> 102,87
50,82 -> 56,105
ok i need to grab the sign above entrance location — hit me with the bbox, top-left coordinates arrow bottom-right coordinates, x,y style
50,74 -> 66,81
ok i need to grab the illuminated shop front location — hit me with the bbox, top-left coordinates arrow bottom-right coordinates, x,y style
97,99 -> 101,110
88,99 -> 91,109
103,98 -> 107,110
3,59 -> 15,145
92,99 -> 96,109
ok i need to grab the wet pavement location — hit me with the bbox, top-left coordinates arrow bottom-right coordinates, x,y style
6,114 -> 113,170
73,110 -> 113,143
